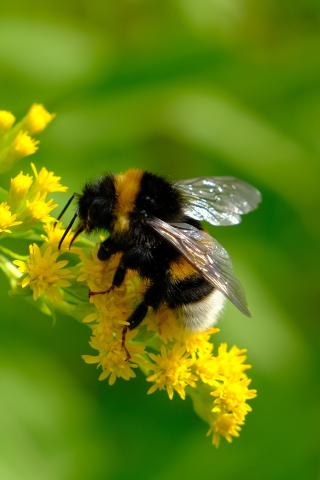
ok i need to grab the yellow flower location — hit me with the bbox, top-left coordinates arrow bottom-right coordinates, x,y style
195,352 -> 218,386
214,343 -> 251,380
0,202 -> 22,233
14,131 -> 39,157
26,194 -> 57,223
147,345 -> 197,400
31,163 -> 67,195
41,222 -> 77,250
13,243 -> 74,302
24,103 -> 55,134
10,171 -> 33,196
0,110 -> 15,133
208,377 -> 256,447
83,329 -> 145,385
202,343 -> 257,447
207,413 -> 243,447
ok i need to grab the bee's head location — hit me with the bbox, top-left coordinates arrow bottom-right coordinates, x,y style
78,175 -> 115,232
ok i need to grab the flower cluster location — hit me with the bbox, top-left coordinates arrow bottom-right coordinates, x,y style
0,104 -> 257,447
0,103 -> 54,173
77,250 -> 256,446
14,243 -> 74,302
0,105 -> 62,237
0,105 -> 75,311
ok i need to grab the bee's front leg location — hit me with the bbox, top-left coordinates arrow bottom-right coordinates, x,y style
89,239 -> 121,297
97,238 -> 116,261
89,253 -> 128,297
126,283 -> 163,330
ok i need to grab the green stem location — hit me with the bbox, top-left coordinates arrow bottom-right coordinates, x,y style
0,253 -> 21,289
0,245 -> 28,260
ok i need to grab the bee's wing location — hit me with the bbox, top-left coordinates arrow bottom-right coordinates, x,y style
174,177 -> 262,226
147,217 -> 250,316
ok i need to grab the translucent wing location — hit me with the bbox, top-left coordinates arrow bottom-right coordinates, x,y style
147,217 -> 250,316
175,176 -> 262,226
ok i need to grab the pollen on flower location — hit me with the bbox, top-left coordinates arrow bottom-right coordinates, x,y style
14,131 -> 39,157
13,243 -> 74,302
147,345 -> 197,400
0,110 -> 15,133
31,163 -> 67,194
0,202 -> 22,233
24,103 -> 55,134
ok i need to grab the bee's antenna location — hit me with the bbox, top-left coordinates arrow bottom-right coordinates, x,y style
54,193 -> 77,227
58,213 -> 78,250
68,224 -> 85,249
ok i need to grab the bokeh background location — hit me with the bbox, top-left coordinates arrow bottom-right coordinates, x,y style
0,1 -> 319,479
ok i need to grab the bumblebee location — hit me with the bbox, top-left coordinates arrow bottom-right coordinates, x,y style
59,169 -> 261,331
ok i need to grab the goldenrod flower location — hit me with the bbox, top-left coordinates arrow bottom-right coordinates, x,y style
208,413 -> 243,446
205,344 -> 257,447
214,343 -> 251,380
31,163 -> 67,195
41,222 -> 77,250
10,171 -> 33,196
14,131 -> 39,157
25,194 -> 57,223
14,243 -> 74,302
147,345 -> 197,400
23,103 -> 55,134
0,110 -> 15,133
0,104 -> 54,173
208,378 -> 256,447
8,171 -> 33,209
0,202 -> 22,233
83,329 -> 145,385
195,351 -> 219,386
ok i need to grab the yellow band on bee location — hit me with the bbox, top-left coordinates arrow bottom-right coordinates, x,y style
170,256 -> 197,281
113,169 -> 143,232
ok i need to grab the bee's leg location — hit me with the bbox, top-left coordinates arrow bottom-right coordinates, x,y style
127,302 -> 149,330
121,283 -> 164,358
108,254 -> 128,291
89,240 -> 121,297
121,326 -> 130,360
97,238 -> 116,261
127,283 -> 163,330
88,289 -> 109,297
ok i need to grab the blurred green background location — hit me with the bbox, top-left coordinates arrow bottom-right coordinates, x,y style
0,1 -> 319,479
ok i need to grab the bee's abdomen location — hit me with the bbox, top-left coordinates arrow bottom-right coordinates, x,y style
166,273 -> 214,307
167,256 -> 214,307
169,256 -> 198,281
166,256 -> 225,331
177,289 -> 225,331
